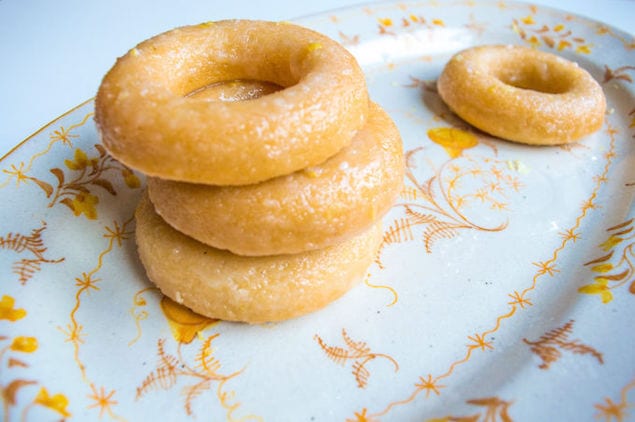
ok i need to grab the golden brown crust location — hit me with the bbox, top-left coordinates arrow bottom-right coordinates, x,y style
437,44 -> 606,145
135,194 -> 382,323
95,20 -> 369,185
147,102 -> 404,256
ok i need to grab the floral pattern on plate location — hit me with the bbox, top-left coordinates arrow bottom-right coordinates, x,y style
1,1 -> 634,421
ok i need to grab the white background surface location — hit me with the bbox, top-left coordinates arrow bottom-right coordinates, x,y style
0,0 -> 633,158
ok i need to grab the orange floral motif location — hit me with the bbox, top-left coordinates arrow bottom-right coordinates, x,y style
346,408 -> 376,422
0,329 -> 72,420
415,374 -> 444,398
602,65 -> 635,84
594,378 -> 635,422
507,291 -> 532,309
71,192 -> 100,219
364,273 -> 399,307
365,120 -> 617,421
580,218 -> 635,303
594,25 -> 635,50
523,320 -> 603,369
595,398 -> 629,422
87,383 -> 119,419
52,217 -> 131,422
25,144 -> 141,220
426,397 -> 514,422
61,217 -> 134,382
314,329 -> 399,388
337,31 -> 360,46
2,380 -> 36,416
377,13 -> 445,35
512,15 -> 592,53
2,162 -> 54,192
377,147 -> 520,264
0,111 -> 93,190
137,336 -> 257,420
49,124 -> 80,148
128,287 -> 157,346
0,221 -> 64,285
467,333 -> 494,352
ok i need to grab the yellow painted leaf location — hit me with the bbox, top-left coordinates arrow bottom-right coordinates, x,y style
427,127 -> 478,158
71,193 -> 99,220
10,336 -> 38,353
378,17 -> 393,27
592,277 -> 610,287
578,281 -> 613,303
521,15 -> 535,25
600,235 -> 623,251
557,40 -> 572,50
64,148 -> 89,170
160,296 -> 218,344
576,44 -> 592,54
578,284 -> 597,294
35,387 -> 71,417
0,295 -> 26,321
123,169 -> 141,189
590,263 -> 614,273
528,35 -> 541,47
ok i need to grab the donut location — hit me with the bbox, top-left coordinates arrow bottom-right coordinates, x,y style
95,20 -> 369,185
147,102 -> 404,256
437,44 -> 606,145
134,194 -> 383,323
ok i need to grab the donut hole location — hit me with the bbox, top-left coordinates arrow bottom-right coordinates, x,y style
493,60 -> 574,94
185,79 -> 283,102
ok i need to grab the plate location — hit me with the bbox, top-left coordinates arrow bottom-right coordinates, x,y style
2,1 -> 634,421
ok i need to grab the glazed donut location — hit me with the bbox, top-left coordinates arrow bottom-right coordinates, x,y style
135,194 -> 382,323
437,44 -> 606,145
95,20 -> 369,185
147,102 -> 404,256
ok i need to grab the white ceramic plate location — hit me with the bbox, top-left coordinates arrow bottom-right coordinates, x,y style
1,1 -> 634,421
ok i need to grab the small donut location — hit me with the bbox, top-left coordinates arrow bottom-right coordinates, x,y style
437,44 -> 606,145
135,194 -> 382,323
95,20 -> 369,185
147,102 -> 404,256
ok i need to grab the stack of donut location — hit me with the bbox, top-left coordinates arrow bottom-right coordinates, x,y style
94,20 -> 404,323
